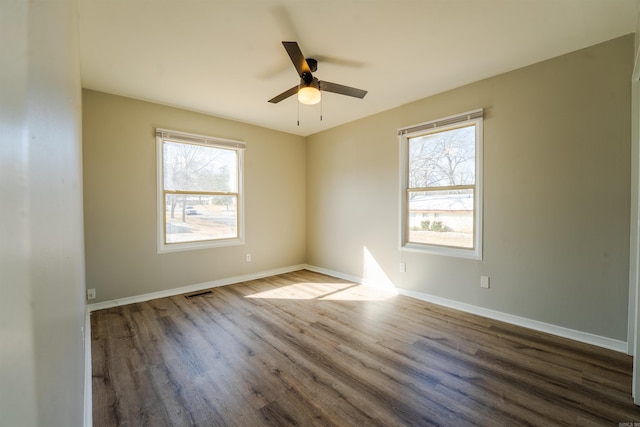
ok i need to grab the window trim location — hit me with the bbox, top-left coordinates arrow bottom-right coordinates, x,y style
156,128 -> 245,254
399,110 -> 483,260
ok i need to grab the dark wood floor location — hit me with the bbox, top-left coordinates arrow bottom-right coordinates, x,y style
92,270 -> 640,426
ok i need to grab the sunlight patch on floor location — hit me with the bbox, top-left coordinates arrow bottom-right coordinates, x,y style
245,247 -> 398,301
245,281 -> 396,301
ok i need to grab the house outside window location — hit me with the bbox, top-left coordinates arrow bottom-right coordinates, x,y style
399,110 -> 483,259
156,129 -> 245,253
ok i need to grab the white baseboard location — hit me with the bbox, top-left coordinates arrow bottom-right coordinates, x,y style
87,264 -> 307,312
305,264 -> 627,353
304,264 -> 366,285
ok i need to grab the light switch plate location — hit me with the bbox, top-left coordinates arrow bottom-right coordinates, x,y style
480,276 -> 490,289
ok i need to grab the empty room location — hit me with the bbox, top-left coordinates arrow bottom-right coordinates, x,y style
4,0 -> 640,426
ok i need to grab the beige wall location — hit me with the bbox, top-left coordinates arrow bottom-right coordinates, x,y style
1,0 -> 86,425
307,35 -> 634,341
83,90 -> 306,302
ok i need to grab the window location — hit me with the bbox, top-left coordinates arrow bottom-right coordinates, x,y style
156,129 -> 244,253
399,110 -> 483,259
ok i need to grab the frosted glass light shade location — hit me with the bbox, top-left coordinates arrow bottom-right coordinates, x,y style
298,86 -> 321,105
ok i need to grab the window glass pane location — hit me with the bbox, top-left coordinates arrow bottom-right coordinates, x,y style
408,125 -> 475,188
163,141 -> 237,192
408,189 -> 474,248
165,194 -> 237,243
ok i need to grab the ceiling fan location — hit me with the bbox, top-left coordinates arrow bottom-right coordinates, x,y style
268,41 -> 368,105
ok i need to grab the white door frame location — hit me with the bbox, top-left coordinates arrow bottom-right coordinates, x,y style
631,25 -> 640,404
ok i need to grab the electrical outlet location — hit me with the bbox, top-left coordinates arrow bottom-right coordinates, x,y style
87,288 -> 96,300
480,276 -> 490,289
245,253 -> 252,262
399,262 -> 406,273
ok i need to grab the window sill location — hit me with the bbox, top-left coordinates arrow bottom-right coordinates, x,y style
401,242 -> 482,260
158,237 -> 244,254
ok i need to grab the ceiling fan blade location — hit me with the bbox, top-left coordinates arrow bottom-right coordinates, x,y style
268,85 -> 298,103
319,81 -> 368,99
282,41 -> 311,77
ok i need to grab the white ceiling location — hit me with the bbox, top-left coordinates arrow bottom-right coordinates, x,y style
79,0 -> 640,137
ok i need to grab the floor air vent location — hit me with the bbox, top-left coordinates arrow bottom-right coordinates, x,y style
184,290 -> 212,299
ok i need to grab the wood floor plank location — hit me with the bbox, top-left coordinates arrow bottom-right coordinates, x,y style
92,270 -> 640,426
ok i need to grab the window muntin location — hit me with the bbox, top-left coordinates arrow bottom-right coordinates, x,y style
400,112 -> 482,259
157,130 -> 244,253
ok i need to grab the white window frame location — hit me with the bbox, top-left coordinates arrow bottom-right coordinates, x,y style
399,109 -> 483,260
156,128 -> 245,253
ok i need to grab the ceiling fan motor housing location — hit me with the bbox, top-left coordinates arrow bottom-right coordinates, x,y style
300,76 -> 320,89
301,71 -> 315,84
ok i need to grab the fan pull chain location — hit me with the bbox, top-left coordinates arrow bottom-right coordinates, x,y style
297,100 -> 300,126
320,98 -> 323,121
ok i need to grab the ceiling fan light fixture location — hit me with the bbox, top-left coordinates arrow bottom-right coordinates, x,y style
298,86 -> 321,105
298,78 -> 321,105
